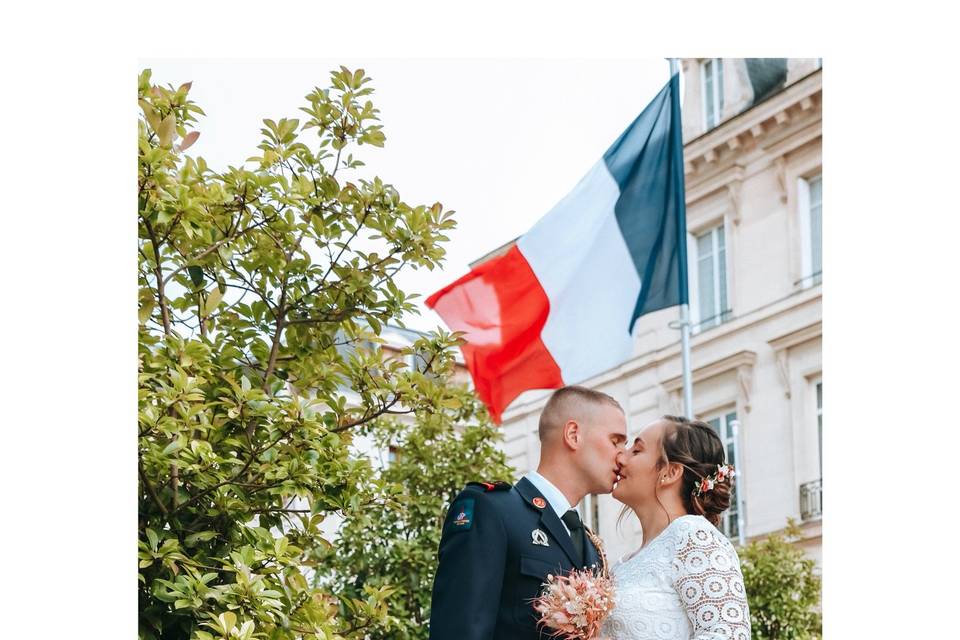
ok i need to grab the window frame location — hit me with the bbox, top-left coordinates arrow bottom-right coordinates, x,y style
688,221 -> 732,333
705,409 -> 742,540
701,58 -> 724,130
815,378 -> 822,478
797,172 -> 822,288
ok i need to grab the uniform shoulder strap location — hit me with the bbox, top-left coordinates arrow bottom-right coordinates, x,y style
466,480 -> 512,492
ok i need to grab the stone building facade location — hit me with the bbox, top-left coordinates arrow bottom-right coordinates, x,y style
490,58 -> 823,564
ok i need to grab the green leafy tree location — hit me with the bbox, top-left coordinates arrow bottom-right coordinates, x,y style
138,66 -> 492,640
740,519 -> 822,640
320,411 -> 514,639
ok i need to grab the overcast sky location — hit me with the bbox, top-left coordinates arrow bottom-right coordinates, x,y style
141,58 -> 674,333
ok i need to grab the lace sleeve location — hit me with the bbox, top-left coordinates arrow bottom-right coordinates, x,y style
671,521 -> 751,640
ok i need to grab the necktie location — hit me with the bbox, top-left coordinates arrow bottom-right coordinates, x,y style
561,509 -> 586,566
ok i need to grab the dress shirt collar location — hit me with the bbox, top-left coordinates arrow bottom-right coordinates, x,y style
524,470 -> 574,521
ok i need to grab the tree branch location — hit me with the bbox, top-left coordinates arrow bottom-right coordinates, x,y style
331,393 -> 404,433
310,205 -> 373,299
252,507 -> 311,514
172,421 -> 300,514
285,306 -> 360,326
142,217 -> 172,336
262,281 -> 288,390
161,206 -> 280,287
139,457 -> 168,516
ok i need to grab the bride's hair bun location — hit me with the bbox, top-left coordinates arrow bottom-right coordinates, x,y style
689,463 -> 733,526
660,416 -> 734,528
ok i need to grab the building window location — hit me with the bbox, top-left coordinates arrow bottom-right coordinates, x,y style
689,224 -> 731,331
702,58 -> 724,130
797,173 -> 822,288
816,381 -> 822,477
799,380 -> 823,521
579,494 -> 600,537
706,411 -> 741,540
387,446 -> 400,466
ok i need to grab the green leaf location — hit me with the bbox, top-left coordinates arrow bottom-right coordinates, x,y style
157,114 -> 176,148
204,286 -> 224,316
140,100 -> 161,131
188,266 -> 205,287
162,439 -> 182,456
139,296 -> 155,324
137,69 -> 152,91
185,531 -> 219,545
145,528 -> 159,551
218,611 -> 236,633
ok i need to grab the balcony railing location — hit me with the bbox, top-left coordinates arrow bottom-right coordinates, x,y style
692,308 -> 734,334
794,270 -> 822,289
799,479 -> 822,521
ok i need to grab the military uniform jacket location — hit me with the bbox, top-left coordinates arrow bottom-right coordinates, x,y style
428,477 -> 601,640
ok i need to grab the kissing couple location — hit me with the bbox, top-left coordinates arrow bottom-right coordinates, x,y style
429,385 -> 750,640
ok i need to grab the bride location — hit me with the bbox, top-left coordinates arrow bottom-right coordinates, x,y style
602,415 -> 751,640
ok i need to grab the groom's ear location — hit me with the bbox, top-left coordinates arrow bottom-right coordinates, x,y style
562,419 -> 581,450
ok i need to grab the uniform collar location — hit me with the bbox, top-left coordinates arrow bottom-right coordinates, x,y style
523,471 -> 572,521
515,476 -> 583,567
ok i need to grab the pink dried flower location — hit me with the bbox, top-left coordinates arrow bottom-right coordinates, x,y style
532,568 -> 615,640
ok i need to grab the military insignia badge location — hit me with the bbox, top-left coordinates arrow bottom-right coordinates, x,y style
531,528 -> 550,547
448,498 -> 475,532
532,497 -> 547,509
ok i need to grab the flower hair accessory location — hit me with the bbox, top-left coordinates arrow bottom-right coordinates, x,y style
694,463 -> 735,497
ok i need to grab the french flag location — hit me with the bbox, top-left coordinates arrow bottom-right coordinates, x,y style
427,75 -> 687,423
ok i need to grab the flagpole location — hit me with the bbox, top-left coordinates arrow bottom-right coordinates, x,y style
669,58 -> 694,418
730,418 -> 747,547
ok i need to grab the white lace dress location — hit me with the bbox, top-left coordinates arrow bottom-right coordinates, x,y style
601,515 -> 750,640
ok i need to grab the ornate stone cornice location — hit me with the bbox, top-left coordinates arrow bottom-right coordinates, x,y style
661,350 -> 757,412
684,70 -> 822,180
662,349 -> 756,392
685,164 -> 745,207
768,321 -> 822,352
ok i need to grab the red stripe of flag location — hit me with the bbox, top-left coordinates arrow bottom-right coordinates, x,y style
426,245 -> 563,423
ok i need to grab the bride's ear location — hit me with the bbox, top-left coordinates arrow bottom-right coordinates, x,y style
661,462 -> 684,486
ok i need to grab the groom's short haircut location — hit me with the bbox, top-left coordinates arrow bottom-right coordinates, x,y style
538,385 -> 624,443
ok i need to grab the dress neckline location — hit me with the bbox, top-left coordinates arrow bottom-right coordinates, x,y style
620,514 -> 705,565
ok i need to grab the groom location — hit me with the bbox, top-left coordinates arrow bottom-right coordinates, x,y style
429,385 -> 627,639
